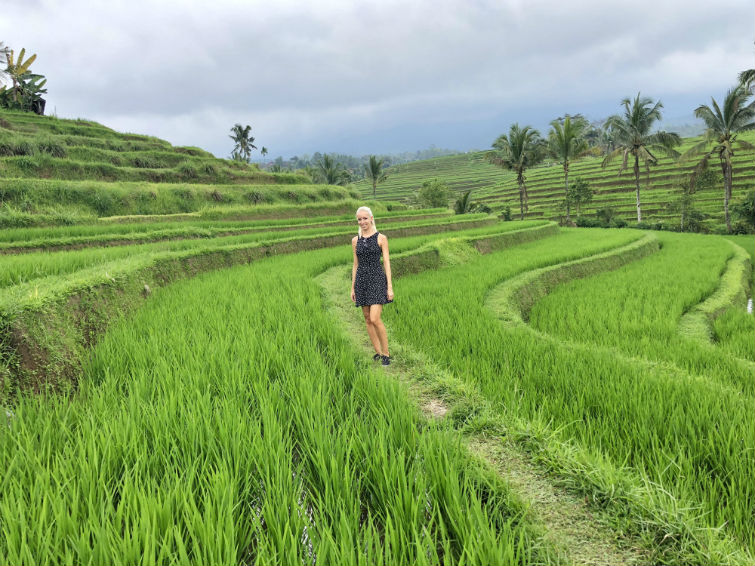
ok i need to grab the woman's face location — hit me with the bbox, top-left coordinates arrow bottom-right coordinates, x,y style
357,212 -> 372,232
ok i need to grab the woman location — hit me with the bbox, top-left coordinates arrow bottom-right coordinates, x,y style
351,206 -> 394,366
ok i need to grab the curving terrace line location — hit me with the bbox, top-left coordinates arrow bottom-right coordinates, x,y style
315,233 -> 650,566
678,240 -> 752,353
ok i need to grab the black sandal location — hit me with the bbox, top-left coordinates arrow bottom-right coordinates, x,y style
372,353 -> 382,362
381,355 -> 391,366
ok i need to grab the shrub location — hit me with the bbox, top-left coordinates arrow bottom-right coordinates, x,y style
14,156 -> 39,171
417,178 -> 450,208
596,207 -> 616,226
576,216 -> 600,228
37,138 -> 67,158
176,188 -> 196,201
177,163 -> 199,179
609,217 -> 627,228
732,190 -> 755,232
0,139 -> 35,156
245,190 -> 265,204
566,177 -> 593,217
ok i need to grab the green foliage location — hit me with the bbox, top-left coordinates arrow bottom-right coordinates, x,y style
0,207 -> 752,563
486,124 -> 545,219
601,93 -> 682,223
549,115 -> 590,220
731,190 -> 755,233
228,123 -> 257,162
391,229 -> 753,562
664,176 -> 707,232
353,131 -> 754,231
595,207 -> 616,225
454,189 -> 474,214
0,47 -> 47,113
454,189 -> 492,215
365,155 -> 388,197
418,178 -> 450,208
315,154 -> 351,185
564,177 -> 593,218
683,85 -> 755,232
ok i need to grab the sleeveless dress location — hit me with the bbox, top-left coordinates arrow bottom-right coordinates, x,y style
354,232 -> 391,307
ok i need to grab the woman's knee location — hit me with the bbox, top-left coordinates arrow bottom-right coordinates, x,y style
369,312 -> 382,326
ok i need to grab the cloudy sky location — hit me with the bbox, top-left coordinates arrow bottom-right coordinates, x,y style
3,0 -> 753,159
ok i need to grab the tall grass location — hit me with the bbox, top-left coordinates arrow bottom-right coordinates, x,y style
529,233 -> 753,393
0,215 -> 501,290
385,229 -> 754,554
0,244 -> 547,564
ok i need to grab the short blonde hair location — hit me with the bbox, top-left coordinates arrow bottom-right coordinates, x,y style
356,206 -> 377,236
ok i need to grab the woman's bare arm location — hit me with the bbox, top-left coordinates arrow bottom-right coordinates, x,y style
379,234 -> 394,301
351,236 -> 358,302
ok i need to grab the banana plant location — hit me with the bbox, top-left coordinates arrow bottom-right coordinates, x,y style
0,47 -> 47,113
5,48 -> 37,89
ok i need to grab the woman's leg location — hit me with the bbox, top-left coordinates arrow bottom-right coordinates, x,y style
369,304 -> 389,357
362,306 -> 382,354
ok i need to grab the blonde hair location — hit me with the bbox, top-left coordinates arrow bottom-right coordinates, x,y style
356,206 -> 377,237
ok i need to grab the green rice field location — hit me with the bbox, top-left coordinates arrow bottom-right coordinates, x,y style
0,110 -> 752,565
354,134 -> 755,231
0,204 -> 752,564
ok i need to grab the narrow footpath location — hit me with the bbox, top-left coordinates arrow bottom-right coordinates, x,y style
316,265 -> 650,566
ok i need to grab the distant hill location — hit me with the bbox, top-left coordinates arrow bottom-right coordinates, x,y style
0,110 -> 360,226
0,109 -> 310,185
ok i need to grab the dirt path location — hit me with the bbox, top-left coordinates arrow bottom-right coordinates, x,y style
316,265 -> 650,566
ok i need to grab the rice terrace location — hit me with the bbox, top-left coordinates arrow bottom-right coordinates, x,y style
0,41 -> 754,566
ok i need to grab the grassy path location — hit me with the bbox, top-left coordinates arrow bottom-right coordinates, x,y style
317,264 -> 649,566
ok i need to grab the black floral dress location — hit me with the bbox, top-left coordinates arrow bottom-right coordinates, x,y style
354,232 -> 391,307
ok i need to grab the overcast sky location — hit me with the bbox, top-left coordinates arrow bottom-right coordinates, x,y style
3,0 -> 753,159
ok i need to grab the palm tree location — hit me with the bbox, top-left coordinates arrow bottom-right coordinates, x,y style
316,154 -> 350,185
229,124 -> 257,162
601,94 -> 681,223
739,69 -> 754,93
683,86 -> 754,232
549,115 -> 589,222
454,190 -> 473,214
260,147 -> 268,158
365,155 -> 388,198
486,124 -> 545,220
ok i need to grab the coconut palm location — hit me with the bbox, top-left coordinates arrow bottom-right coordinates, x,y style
601,94 -> 681,223
486,123 -> 545,220
549,115 -> 590,222
260,147 -> 268,158
228,124 -> 257,162
316,154 -> 350,185
683,85 -> 754,232
454,190 -> 474,214
739,69 -> 754,93
365,155 -> 388,198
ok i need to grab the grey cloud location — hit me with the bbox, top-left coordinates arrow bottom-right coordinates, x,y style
2,0 -> 752,156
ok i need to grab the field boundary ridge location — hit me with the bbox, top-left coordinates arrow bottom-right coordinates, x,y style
318,230 -> 750,565
485,233 -> 659,326
0,217 -> 495,400
391,221 -> 558,277
678,240 -> 752,347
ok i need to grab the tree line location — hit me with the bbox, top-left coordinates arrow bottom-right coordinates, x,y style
485,71 -> 754,233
